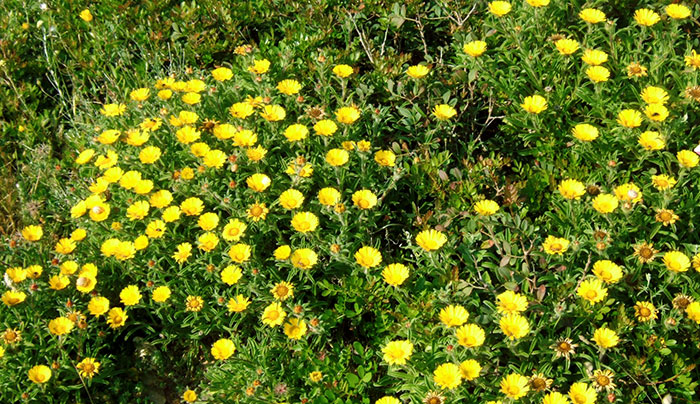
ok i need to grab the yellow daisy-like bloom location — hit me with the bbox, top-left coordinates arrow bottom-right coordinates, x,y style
197,212 -> 219,231
459,359 -> 481,381
185,295 -> 204,312
593,327 -> 619,349
326,148 -> 349,166
309,371 -> 323,382
686,50 -> 700,69
291,212 -> 319,233
248,59 -> 270,74
416,229 -> 448,251
261,302 -> 286,327
291,248 -> 318,269
271,281 -> 294,301
542,392 -> 570,404
374,150 -> 396,167
333,64 -> 354,78
677,150 -> 699,168
181,92 -> 201,105
197,232 -> 219,252
474,200 -> 500,215
5,267 -> 26,283
228,243 -> 252,263
355,246 -> 382,268
48,317 -> 74,336
55,237 -> 77,254
246,173 -> 271,192
439,305 -> 469,327
633,242 -> 659,264
335,106 -> 361,124
634,301 -> 657,322
180,197 -> 204,216
638,131 -> 665,151
663,251 -> 690,272
284,123 -> 309,142
228,295 -> 251,313
382,263 -> 410,286
87,296 -> 110,316
221,265 -> 243,285
119,285 -> 142,306
376,397 -> 400,404
246,202 -> 269,222
641,86 -> 669,105
152,286 -> 171,303
76,274 -> 97,293
28,365 -> 52,384
542,235 -> 569,255
173,242 -> 192,264
79,9 -> 93,22
651,174 -> 676,191
488,1 -> 512,16
569,382 -> 597,404
277,79 -> 302,95
500,313 -> 530,339
456,324 -> 485,348
406,65 -> 431,78
162,206 -> 182,223
284,318 -> 307,340
614,182 -> 642,203
314,119 -> 338,136
75,149 -> 96,165
222,219 -> 246,242
260,104 -> 286,121
686,301 -> 700,323
591,369 -> 616,392
634,8 -> 660,26
666,4 -> 691,19
521,95 -> 547,114
229,102 -> 255,119
496,290 -> 528,314
627,62 -> 648,77
211,67 -> 233,81
279,189 -> 305,210
617,109 -> 642,128
572,123 -> 599,142
577,278 -> 608,304
274,245 -> 292,260
107,307 -> 128,328
183,390 -> 197,403
463,40 -> 487,57
352,189 -> 378,209
692,254 -> 700,272
525,0 -> 549,7
246,146 -> 267,161
130,88 -> 150,102
232,129 -> 257,146
500,373 -> 530,399
100,103 -> 126,116
211,338 -> 236,360
593,194 -> 620,214
558,179 -> 586,200
433,104 -> 457,120
382,340 -> 414,365
586,66 -> 610,82
76,358 -> 101,379
644,103 -> 668,121
582,49 -> 608,66
592,260 -> 623,284
555,38 -> 579,55
579,8 -> 606,23
433,363 -> 462,390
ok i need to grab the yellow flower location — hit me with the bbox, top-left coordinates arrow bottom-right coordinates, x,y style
617,109 -> 642,128
614,182 -> 642,203
488,1 -> 512,16
277,79 -> 302,95
119,285 -> 142,306
197,232 -> 220,252
374,150 -> 396,167
686,301 -> 700,323
247,173 -> 271,192
558,179 -> 586,200
543,392 -> 571,404
126,200 -> 150,221
439,305 -> 469,327
271,281 -> 294,301
222,219 -> 247,241
75,149 -> 95,165
593,327 -> 619,349
335,106 -> 361,124
582,49 -> 608,66
221,266 -> 243,285
416,229 -> 447,251
406,65 -> 431,78
496,290 -> 528,314
203,150 -> 227,168
542,235 -> 569,255
326,149 -> 349,166
666,4 -> 691,19
181,92 -> 201,105
376,397 -> 400,404
433,104 -> 457,120
211,67 -> 233,81
107,307 -> 128,328
686,50 -> 700,70
352,189 -> 378,209
228,295 -> 251,312
274,245 -> 291,260
677,150 -> 699,168
213,123 -> 236,140
198,212 -> 219,231
261,302 -> 286,327
572,123 -> 599,142
641,86 -> 668,105
634,8 -> 660,26
433,363 -> 462,389
463,40 -> 487,57
246,146 -> 267,161
5,267 -> 26,283
228,243 -> 252,263
260,104 -> 286,121
500,373 -> 529,399
248,59 -> 270,74
664,251 -> 690,272
474,200 -> 500,215
382,340 -> 413,365
459,359 -> 481,381
183,390 -> 197,403
521,95 -> 547,114
592,260 -> 623,284
569,382 -> 597,404
291,212 -> 319,233
651,174 -> 676,191
76,274 -> 97,293
284,124 -> 309,142
525,0 -> 549,7
48,317 -> 74,336
577,278 -> 608,303
100,103 -> 126,116
333,64 -> 354,78
283,318 -> 307,339
644,103 -> 668,121
55,238 -> 77,254
211,338 -> 236,360
28,365 -> 52,384
180,197 -> 204,216
382,263 -> 410,286
627,62 -> 648,77
291,248 -> 318,269
500,313 -> 530,339
158,89 -> 172,100
634,301 -> 657,322
314,119 -> 338,136
579,8 -> 606,23
456,324 -> 485,348
309,371 -> 323,382
79,9 -> 93,22
656,209 -> 679,226
555,38 -> 579,55
76,358 -> 100,379
173,242 -> 192,264
152,286 -> 171,303
638,131 -> 665,150
586,66 -> 610,82
97,129 -> 120,144
229,102 -> 255,119
355,246 -> 382,268
185,296 -> 204,312
318,188 -> 341,206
